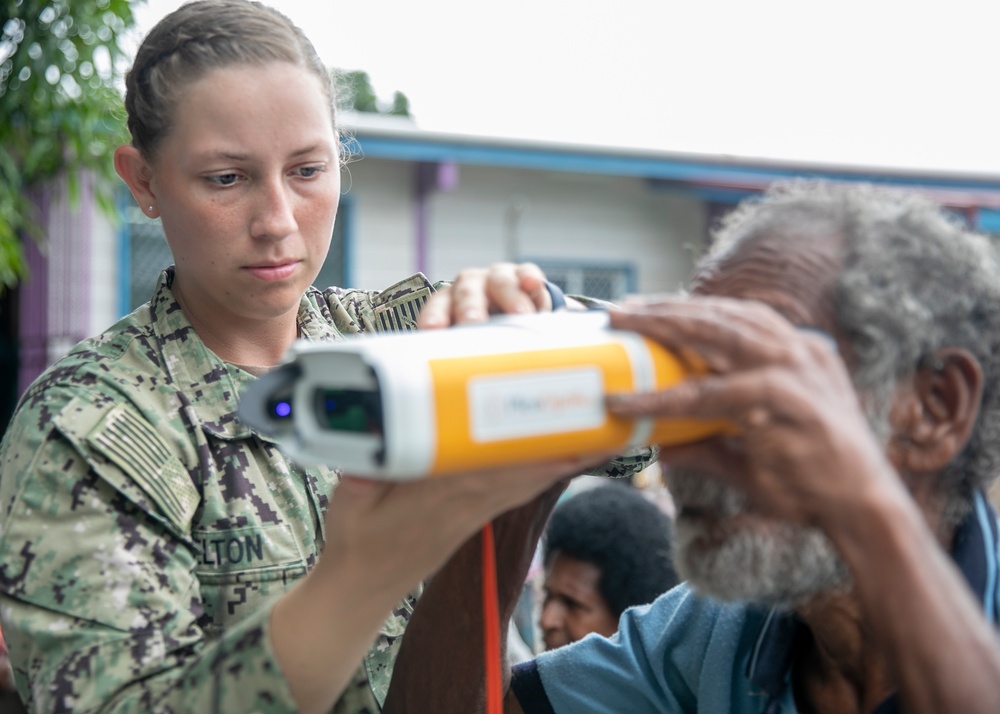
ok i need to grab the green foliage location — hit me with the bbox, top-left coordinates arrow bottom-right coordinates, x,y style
337,69 -> 377,113
0,0 -> 137,293
335,68 -> 411,118
388,90 -> 409,117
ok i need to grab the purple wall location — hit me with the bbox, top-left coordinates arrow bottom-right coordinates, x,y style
17,174 -> 94,395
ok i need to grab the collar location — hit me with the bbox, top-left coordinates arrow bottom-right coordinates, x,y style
746,490 -> 1000,709
150,268 -> 337,440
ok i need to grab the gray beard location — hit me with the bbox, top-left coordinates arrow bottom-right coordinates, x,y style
666,468 -> 851,608
662,371 -> 895,608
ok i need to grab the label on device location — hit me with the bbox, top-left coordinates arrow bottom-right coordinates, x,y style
468,367 -> 605,442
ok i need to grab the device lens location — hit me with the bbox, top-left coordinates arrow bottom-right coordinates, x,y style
315,389 -> 383,434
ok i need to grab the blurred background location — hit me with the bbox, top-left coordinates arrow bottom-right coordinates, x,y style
133,0 -> 1000,173
3,1 -> 1000,694
4,0 -> 1000,428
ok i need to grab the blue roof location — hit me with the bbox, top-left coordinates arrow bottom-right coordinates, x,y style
342,124 -> 1000,210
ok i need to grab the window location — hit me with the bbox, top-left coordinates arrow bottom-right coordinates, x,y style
530,260 -> 636,303
125,204 -> 172,312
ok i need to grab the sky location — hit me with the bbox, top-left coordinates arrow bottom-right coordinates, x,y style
129,0 -> 1000,175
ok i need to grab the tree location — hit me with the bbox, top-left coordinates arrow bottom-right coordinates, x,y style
0,0 -> 137,293
388,90 -> 409,117
335,68 -> 411,118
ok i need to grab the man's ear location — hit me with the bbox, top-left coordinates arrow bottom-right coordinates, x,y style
114,145 -> 159,219
891,347 -> 982,473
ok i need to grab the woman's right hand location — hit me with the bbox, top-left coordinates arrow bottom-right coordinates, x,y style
270,456 -> 604,714
320,455 -> 607,599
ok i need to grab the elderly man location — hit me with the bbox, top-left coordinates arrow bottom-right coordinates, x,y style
383,181 -> 1000,713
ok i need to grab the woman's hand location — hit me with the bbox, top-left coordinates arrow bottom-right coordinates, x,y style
320,454 -> 609,598
271,453 -> 607,714
418,263 -> 553,328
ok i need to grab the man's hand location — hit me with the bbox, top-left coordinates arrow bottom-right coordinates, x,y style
604,297 -> 898,529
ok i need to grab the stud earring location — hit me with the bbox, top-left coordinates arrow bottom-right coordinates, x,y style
148,205 -> 154,211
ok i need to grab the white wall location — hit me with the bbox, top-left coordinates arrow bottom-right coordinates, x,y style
89,186 -> 121,335
43,174 -> 120,362
344,157 -> 708,296
341,158 -> 417,289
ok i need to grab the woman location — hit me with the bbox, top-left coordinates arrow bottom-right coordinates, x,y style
0,2 -> 629,712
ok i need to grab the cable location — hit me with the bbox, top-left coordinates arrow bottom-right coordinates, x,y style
482,522 -> 503,714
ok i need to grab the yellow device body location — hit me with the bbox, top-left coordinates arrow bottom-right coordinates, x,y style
427,339 -> 716,474
238,311 -> 724,479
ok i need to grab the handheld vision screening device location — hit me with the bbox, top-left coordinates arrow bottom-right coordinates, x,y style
237,310 -> 724,479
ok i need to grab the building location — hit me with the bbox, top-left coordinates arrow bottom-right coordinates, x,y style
10,114 -> 1000,421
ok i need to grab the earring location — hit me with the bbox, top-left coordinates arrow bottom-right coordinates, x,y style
148,205 -> 154,212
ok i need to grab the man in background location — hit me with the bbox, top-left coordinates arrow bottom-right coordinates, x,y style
539,483 -> 679,651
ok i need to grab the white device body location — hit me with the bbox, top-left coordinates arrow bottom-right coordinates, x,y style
238,311 -> 715,479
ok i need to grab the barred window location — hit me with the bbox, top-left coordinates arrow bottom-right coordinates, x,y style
125,205 -> 172,311
532,261 -> 636,304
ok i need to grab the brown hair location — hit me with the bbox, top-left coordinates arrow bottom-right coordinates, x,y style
124,0 -> 336,158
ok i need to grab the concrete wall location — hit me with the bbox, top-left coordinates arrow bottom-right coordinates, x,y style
89,188 -> 121,335
343,157 -> 708,296
341,158 -> 417,288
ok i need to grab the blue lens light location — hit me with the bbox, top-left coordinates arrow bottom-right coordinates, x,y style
273,401 -> 292,418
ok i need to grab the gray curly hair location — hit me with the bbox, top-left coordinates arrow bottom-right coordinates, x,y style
706,179 -> 1000,525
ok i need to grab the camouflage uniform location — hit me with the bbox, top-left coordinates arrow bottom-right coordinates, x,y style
0,268 -> 651,713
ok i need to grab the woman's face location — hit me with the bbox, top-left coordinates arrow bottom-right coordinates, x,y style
148,61 -> 340,327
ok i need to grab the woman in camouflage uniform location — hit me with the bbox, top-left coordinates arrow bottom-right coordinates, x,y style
0,2 -> 633,711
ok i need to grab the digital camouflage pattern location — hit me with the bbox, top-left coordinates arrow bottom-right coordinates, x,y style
0,269 -> 434,713
0,268 -> 652,713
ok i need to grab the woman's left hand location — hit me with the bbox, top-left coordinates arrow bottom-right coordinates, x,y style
418,262 -> 553,328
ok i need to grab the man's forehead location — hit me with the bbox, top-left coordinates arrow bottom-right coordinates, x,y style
691,231 -> 844,331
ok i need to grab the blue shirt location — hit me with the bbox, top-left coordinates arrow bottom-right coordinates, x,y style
512,490 -> 1000,713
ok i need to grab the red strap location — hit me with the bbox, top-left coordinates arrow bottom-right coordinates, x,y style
482,522 -> 503,714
